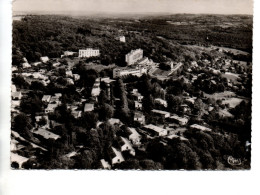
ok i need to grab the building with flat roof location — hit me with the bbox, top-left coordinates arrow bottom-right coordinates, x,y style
12,92 -> 22,100
151,109 -> 170,118
113,66 -> 147,78
84,103 -> 94,112
109,147 -> 125,165
78,48 -> 100,58
190,124 -> 212,132
143,124 -> 168,137
119,137 -> 135,156
125,49 -> 143,65
119,36 -> 126,43
169,115 -> 189,126
127,127 -> 141,146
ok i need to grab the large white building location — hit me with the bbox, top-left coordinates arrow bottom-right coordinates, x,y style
125,49 -> 143,65
113,66 -> 147,78
78,48 -> 100,58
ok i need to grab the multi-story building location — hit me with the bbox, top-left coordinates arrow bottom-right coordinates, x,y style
113,66 -> 147,78
119,36 -> 126,43
125,49 -> 143,65
78,48 -> 100,58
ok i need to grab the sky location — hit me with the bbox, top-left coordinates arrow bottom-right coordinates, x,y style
13,0 -> 253,15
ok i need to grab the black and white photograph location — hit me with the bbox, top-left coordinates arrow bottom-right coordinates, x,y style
9,0 -> 253,171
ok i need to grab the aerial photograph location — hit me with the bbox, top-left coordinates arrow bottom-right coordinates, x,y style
10,0 -> 253,170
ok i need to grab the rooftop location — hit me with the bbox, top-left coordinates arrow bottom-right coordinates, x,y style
34,128 -> 61,140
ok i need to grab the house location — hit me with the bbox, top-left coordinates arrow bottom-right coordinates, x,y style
66,70 -> 73,77
72,110 -> 82,118
167,134 -> 188,141
40,56 -> 49,63
169,115 -> 189,126
127,127 -> 141,146
52,62 -> 61,67
73,74 -> 80,81
154,98 -> 167,107
84,103 -> 94,112
32,62 -> 42,66
190,124 -> 212,132
11,152 -> 29,169
134,101 -> 142,110
11,84 -> 17,92
64,51 -> 76,56
45,103 -> 58,113
143,124 -> 168,137
119,137 -> 135,156
42,95 -> 51,103
66,78 -> 74,85
134,112 -> 145,124
100,159 -> 111,169
11,100 -> 21,113
151,109 -> 170,118
109,147 -> 125,165
108,118 -> 122,126
119,36 -> 126,43
22,62 -> 31,68
133,93 -> 143,102
12,92 -> 22,100
54,93 -> 62,98
33,128 -> 60,140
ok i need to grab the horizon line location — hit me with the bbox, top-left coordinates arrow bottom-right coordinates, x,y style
13,10 -> 253,16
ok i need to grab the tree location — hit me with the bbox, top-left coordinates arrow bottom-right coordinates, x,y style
11,161 -> 20,169
159,62 -> 171,71
12,113 -> 32,135
98,103 -> 114,121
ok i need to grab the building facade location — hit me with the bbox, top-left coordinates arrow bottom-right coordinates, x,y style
78,48 -> 100,58
113,66 -> 147,78
125,49 -> 143,65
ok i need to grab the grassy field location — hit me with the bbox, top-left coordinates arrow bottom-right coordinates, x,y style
204,91 -> 243,109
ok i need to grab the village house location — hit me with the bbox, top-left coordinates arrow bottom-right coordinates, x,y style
66,78 -> 74,85
11,152 -> 29,169
127,127 -> 141,146
100,159 -> 111,169
134,112 -> 145,124
190,124 -> 212,132
151,109 -> 170,118
109,147 -> 125,165
134,101 -> 142,110
45,103 -> 58,113
65,70 -> 73,77
154,98 -> 167,107
169,115 -> 189,126
11,84 -> 17,92
42,95 -> 51,103
84,103 -> 94,112
108,118 -> 122,126
40,56 -> 49,63
143,124 -> 168,137
131,89 -> 143,102
73,74 -> 80,81
119,137 -> 135,156
12,92 -> 22,100
33,128 -> 61,140
71,110 -> 82,118
52,62 -> 61,67
118,35 -> 126,43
